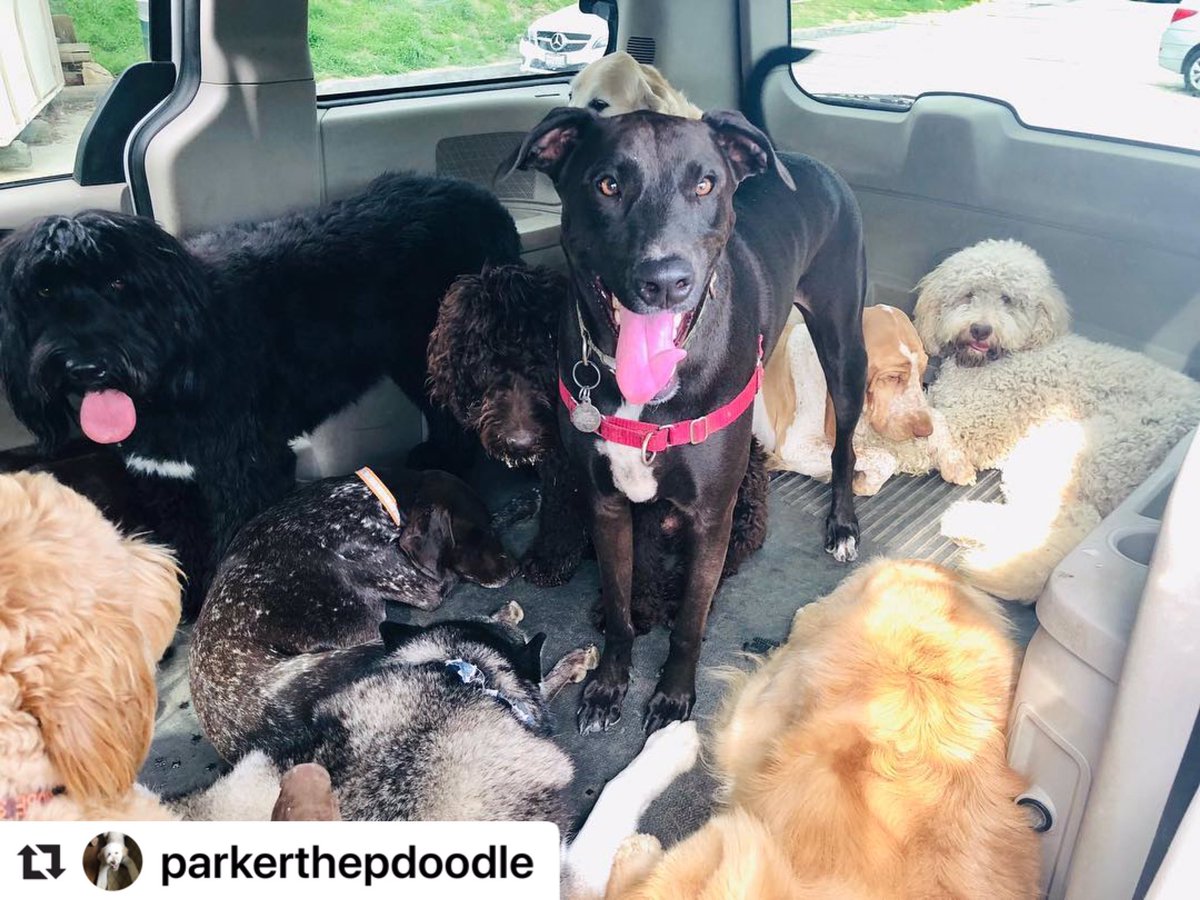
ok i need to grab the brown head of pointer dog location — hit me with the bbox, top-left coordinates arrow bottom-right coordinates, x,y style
504,107 -> 867,734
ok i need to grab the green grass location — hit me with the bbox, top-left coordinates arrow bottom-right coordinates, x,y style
50,0 -> 145,77
48,0 -> 983,84
308,0 -> 565,82
791,0 -> 980,30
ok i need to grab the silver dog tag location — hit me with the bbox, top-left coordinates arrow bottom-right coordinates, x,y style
571,400 -> 602,434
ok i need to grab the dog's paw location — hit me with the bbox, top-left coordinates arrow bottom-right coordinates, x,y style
640,719 -> 701,776
852,470 -> 885,496
824,516 -> 860,563
490,600 -> 524,625
939,455 -> 977,487
643,686 -> 695,735
521,541 -> 582,587
577,675 -> 629,735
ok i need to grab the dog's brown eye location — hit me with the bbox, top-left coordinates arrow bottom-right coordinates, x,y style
37,286 -> 50,298
110,279 -> 124,291
696,176 -> 715,197
965,291 -> 975,301
1001,293 -> 1012,305
597,175 -> 620,197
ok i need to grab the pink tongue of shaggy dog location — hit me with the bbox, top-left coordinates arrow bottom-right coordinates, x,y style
79,390 -> 137,444
614,308 -> 687,404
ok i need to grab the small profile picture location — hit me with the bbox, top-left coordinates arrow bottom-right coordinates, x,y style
82,831 -> 143,891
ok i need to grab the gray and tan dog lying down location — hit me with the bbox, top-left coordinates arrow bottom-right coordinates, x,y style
755,305 -> 974,495
565,560 -> 1040,899
570,52 -> 702,118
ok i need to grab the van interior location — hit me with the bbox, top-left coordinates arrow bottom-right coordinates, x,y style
0,1 -> 1197,897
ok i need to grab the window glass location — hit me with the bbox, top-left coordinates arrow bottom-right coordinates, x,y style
789,0 -> 1200,152
1,0 -> 150,185
311,1 -> 610,96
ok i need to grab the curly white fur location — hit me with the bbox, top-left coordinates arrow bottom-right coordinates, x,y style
894,239 -> 1200,601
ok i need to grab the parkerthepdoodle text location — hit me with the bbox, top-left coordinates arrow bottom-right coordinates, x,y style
161,844 -> 534,887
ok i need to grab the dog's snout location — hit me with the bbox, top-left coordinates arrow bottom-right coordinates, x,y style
63,360 -> 107,385
969,323 -> 992,341
505,428 -> 538,452
633,256 -> 694,307
910,414 -> 934,438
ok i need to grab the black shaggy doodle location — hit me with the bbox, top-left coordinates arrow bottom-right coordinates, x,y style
0,172 -> 521,615
428,263 -> 769,609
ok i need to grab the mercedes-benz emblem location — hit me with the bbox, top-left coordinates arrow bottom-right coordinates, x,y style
549,32 -> 567,51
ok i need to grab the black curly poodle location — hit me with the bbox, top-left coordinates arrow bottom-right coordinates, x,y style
428,264 -> 769,628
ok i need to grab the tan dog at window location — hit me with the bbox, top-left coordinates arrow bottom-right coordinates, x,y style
590,560 -> 1040,899
755,305 -> 974,494
569,52 -> 702,118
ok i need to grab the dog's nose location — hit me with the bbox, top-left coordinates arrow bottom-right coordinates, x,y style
633,256 -> 694,307
910,414 -> 934,438
969,323 -> 992,341
63,361 -> 107,385
505,429 -> 538,453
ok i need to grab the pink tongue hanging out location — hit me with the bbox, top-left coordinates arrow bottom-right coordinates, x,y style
614,306 -> 687,404
79,390 -> 137,444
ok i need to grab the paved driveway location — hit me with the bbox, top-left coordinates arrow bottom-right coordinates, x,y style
792,0 -> 1199,151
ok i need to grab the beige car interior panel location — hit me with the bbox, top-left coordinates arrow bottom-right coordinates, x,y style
140,0 -> 320,236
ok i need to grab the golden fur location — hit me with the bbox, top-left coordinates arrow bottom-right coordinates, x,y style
604,560 -> 1040,899
569,52 -> 703,119
0,472 -> 181,820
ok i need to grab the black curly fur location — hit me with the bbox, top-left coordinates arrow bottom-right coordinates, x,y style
429,263 -> 770,599
0,172 -> 521,615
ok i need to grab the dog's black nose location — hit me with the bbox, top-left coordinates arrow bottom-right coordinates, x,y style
633,256 -> 694,308
969,323 -> 992,341
505,429 -> 538,453
63,361 -> 107,385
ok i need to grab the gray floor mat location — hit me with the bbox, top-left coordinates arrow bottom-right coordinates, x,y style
144,467 -> 1037,844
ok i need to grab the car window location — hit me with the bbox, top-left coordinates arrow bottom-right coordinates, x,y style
788,0 -> 1200,152
1,0 -> 151,186
311,1 -> 610,97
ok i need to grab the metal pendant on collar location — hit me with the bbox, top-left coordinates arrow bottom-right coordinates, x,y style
570,358 -> 603,434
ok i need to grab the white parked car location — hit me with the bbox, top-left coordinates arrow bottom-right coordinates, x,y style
1159,6 -> 1200,95
519,5 -> 608,73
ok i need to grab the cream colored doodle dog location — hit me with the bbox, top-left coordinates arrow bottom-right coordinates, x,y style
903,239 -> 1200,601
569,52 -> 702,118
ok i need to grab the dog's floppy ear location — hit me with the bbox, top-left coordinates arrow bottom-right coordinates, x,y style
380,620 -> 425,653
398,505 -> 453,578
497,106 -> 596,183
702,109 -> 796,191
517,632 -> 547,684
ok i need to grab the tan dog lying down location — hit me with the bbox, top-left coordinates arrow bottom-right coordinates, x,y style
756,305 -> 974,494
590,560 -> 1040,899
570,51 -> 702,118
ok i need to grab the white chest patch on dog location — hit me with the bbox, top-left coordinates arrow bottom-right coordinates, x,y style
595,403 -> 658,503
124,454 -> 196,481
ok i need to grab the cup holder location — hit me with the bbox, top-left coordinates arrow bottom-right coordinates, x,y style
1110,528 -> 1159,567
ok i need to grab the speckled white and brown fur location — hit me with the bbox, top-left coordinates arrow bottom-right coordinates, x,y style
189,468 -> 594,824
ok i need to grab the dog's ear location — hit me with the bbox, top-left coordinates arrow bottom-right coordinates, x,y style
497,107 -> 596,183
517,632 -> 547,683
380,620 -> 425,652
702,109 -> 796,191
398,505 -> 453,578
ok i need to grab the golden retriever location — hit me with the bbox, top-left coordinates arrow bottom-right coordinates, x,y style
569,52 -> 702,119
0,471 -> 181,820
600,559 -> 1040,899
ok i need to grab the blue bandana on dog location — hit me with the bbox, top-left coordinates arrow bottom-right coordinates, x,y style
444,658 -> 537,728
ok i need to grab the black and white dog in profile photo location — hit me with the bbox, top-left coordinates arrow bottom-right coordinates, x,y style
0,172 -> 520,615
